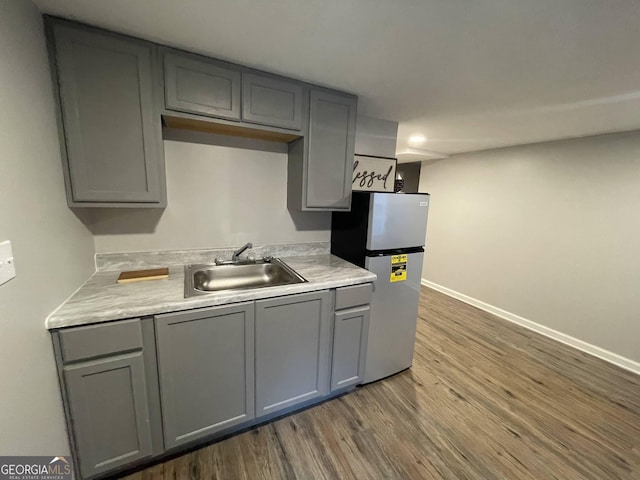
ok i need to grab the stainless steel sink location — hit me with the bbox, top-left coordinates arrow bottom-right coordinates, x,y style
184,258 -> 306,297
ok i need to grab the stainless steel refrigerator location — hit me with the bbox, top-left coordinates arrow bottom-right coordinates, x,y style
331,191 -> 430,383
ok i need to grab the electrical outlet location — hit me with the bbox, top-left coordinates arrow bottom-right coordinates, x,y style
0,240 -> 16,286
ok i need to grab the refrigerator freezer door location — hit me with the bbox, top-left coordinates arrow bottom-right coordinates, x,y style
363,251 -> 424,383
367,193 -> 430,251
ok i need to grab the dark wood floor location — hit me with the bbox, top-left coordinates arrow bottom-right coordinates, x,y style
124,287 -> 640,479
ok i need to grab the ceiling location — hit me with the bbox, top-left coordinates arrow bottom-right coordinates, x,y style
34,0 -> 640,158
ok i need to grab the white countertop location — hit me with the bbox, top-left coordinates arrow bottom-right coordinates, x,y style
46,254 -> 376,329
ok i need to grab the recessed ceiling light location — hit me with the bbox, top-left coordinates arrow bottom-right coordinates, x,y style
409,134 -> 427,145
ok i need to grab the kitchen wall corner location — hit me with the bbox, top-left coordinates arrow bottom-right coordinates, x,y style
0,0 -> 95,456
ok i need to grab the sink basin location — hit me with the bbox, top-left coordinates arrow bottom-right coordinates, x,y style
184,258 -> 307,297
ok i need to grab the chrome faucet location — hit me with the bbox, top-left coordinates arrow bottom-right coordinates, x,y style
231,242 -> 253,262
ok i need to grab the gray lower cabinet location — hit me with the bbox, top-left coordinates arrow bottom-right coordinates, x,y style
63,353 -> 153,479
331,306 -> 370,391
155,303 -> 255,449
49,20 -> 165,207
52,286 -> 371,478
53,318 -> 158,479
242,73 -> 304,130
163,50 -> 241,121
255,291 -> 331,416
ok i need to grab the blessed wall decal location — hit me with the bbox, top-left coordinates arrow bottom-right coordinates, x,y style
352,155 -> 397,193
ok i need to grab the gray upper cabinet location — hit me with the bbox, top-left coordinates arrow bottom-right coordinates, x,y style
47,19 -> 359,212
155,303 -> 255,449
64,353 -> 153,478
331,306 -> 370,391
306,89 -> 357,210
50,21 -> 165,206
242,73 -> 304,130
255,291 -> 331,416
292,89 -> 357,211
164,51 -> 241,121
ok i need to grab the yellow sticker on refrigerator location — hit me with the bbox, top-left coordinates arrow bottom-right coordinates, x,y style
390,254 -> 407,282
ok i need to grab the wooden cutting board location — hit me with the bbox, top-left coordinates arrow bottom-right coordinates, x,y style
117,267 -> 169,284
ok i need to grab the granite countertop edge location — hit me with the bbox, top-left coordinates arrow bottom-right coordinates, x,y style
46,254 -> 377,330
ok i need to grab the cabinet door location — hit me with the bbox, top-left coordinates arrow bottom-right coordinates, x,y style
64,353 -> 152,478
52,23 -> 164,204
255,291 -> 331,416
331,306 -> 370,391
242,73 -> 303,130
164,52 -> 241,121
155,303 -> 254,449
305,89 -> 357,210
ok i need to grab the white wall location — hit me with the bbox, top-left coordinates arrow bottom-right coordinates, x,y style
419,131 -> 640,364
0,0 -> 95,455
89,130 -> 331,253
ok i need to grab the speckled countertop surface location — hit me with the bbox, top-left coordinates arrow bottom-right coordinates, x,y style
46,254 -> 376,330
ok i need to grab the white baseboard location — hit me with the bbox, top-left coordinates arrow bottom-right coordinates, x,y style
421,279 -> 640,376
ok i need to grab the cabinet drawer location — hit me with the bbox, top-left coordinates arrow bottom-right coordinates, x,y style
59,319 -> 142,363
335,283 -> 373,310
